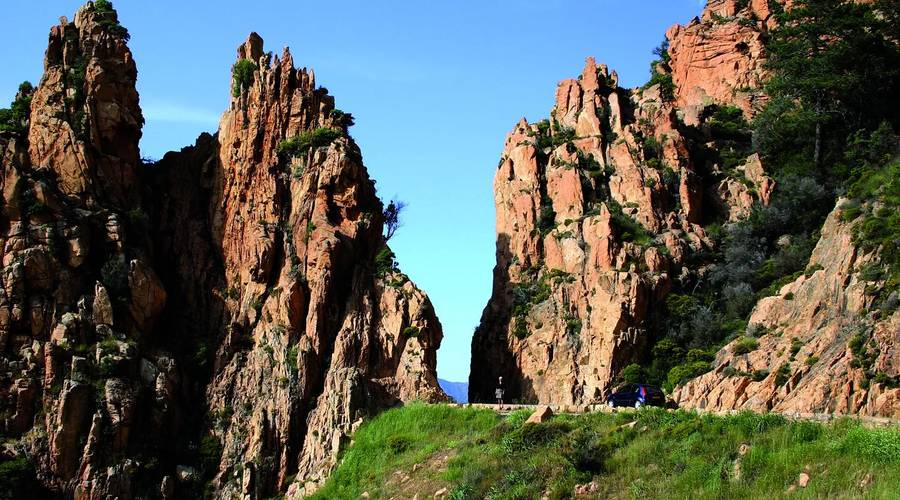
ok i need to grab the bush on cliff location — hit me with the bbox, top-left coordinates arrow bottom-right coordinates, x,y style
330,108 -> 355,128
844,124 -> 900,303
231,59 -> 257,98
91,0 -> 130,41
374,246 -> 398,277
0,457 -> 48,500
277,127 -> 342,158
0,81 -> 33,136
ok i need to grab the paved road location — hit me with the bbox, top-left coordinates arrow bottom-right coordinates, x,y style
451,403 -> 899,427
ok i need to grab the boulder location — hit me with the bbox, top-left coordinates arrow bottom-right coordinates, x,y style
526,406 -> 554,424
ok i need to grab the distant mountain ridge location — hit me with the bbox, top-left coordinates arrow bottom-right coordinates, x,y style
439,379 -> 469,403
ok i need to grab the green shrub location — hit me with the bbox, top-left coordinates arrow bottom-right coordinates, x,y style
0,81 -> 33,136
607,201 -> 653,246
0,457 -> 39,498
620,363 -> 646,384
375,246 -> 397,277
277,127 -> 342,158
91,0 -> 130,40
644,68 -> 674,102
232,59 -> 258,98
547,268 -> 575,284
707,105 -> 751,141
564,315 -> 582,337
774,363 -> 792,386
330,108 -> 355,127
537,202 -> 557,236
198,434 -> 223,472
385,435 -> 412,455
652,39 -> 671,64
731,336 -> 759,355
511,275 -> 551,318
402,326 -> 420,338
665,294 -> 699,319
840,201 -> 862,222
804,263 -> 824,277
790,338 -> 803,357
513,317 -> 529,340
551,126 -> 576,147
532,121 -> 576,150
100,256 -> 129,298
666,361 -> 710,390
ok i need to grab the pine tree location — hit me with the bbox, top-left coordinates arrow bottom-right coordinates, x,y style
756,0 -> 900,176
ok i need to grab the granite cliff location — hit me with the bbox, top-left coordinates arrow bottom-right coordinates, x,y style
470,0 -> 776,405
674,202 -> 900,416
0,3 -> 444,499
469,0 -> 900,418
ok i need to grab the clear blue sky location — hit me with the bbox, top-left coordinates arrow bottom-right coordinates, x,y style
3,0 -> 704,383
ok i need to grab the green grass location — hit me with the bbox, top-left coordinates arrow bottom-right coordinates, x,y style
308,404 -> 497,499
310,404 -> 900,500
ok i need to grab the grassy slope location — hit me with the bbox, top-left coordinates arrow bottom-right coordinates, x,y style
310,403 -> 900,500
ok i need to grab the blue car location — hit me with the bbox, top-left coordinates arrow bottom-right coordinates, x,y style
606,384 -> 666,408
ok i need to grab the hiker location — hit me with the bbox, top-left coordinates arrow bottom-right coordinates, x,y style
495,376 -> 504,408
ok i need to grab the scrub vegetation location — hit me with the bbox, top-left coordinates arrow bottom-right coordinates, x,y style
310,403 -> 900,500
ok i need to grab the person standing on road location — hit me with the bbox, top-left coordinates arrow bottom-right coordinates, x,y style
495,376 -> 505,408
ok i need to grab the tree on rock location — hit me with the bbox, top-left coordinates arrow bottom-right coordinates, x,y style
755,0 -> 900,178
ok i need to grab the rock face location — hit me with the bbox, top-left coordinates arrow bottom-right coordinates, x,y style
470,0 -> 897,419
0,4 -> 443,499
28,4 -> 142,207
674,203 -> 900,417
666,0 -> 773,122
471,58 -> 698,404
0,6 -> 173,498
469,2 -> 777,405
191,35 -> 444,498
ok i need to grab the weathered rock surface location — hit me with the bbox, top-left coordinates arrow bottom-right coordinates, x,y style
666,0 -> 773,122
471,57 -> 697,404
28,4 -> 142,207
0,5 -> 179,498
674,202 -> 900,417
0,5 -> 444,499
469,1 -> 778,405
187,34 -> 445,498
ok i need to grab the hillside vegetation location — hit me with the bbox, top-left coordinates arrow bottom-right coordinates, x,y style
310,404 -> 900,499
617,0 -> 900,395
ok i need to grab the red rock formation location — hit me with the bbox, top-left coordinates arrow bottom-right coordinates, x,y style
666,0 -> 773,123
193,35 -> 445,497
0,4 -> 443,499
674,202 -> 900,417
0,5 -> 172,498
471,56 -> 702,404
28,5 -> 142,207
470,0 -> 898,422
470,2 -> 778,406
